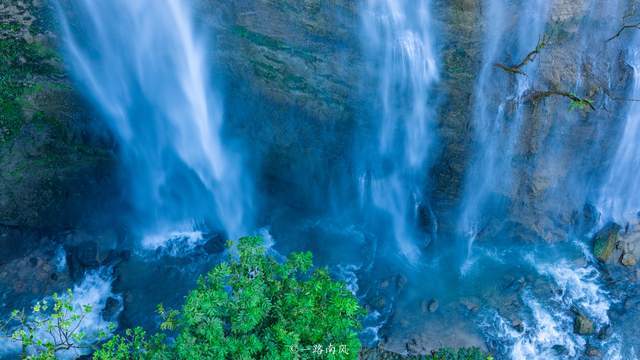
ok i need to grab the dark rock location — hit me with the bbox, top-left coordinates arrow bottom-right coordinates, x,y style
586,345 -> 601,358
593,223 -> 621,262
202,232 -> 226,254
511,318 -> 524,333
74,241 -> 99,267
460,298 -> 480,312
379,279 -> 390,289
102,250 -> 130,267
0,244 -> 72,298
552,344 -> 569,356
621,252 -> 637,267
597,325 -> 611,340
416,202 -> 436,237
101,296 -> 121,321
428,299 -> 439,313
574,203 -> 600,234
66,241 -> 99,274
623,298 -> 638,311
395,275 -> 407,290
574,313 -> 595,335
420,298 -> 439,313
360,346 -> 406,360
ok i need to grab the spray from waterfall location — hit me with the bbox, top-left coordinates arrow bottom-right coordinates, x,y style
598,38 -> 640,225
55,0 -> 252,243
359,0 -> 439,263
457,0 -> 550,272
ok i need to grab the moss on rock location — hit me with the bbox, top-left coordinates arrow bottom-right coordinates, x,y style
593,223 -> 621,263
0,0 -> 115,229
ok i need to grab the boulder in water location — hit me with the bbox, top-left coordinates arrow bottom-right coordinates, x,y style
621,252 -> 637,267
552,344 -> 569,356
574,313 -> 595,335
511,318 -> 524,333
592,223 -> 621,262
585,345 -> 602,358
421,299 -> 439,313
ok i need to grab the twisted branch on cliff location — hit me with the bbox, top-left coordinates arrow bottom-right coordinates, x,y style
607,18 -> 640,42
529,90 -> 596,111
494,35 -> 548,76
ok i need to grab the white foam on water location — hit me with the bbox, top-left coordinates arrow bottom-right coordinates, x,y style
141,225 -> 205,256
482,294 -> 583,360
361,310 -> 384,346
536,260 -> 611,325
67,269 -> 120,338
602,334 -> 639,360
336,264 -> 360,295
483,257 -> 617,359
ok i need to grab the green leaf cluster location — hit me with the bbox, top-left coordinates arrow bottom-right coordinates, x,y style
0,289 -> 111,359
172,236 -> 364,360
568,96 -> 594,112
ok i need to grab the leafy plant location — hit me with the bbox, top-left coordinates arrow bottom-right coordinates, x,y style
428,347 -> 494,360
0,289 -> 112,359
92,327 -> 169,360
568,96 -> 595,111
173,235 -> 365,359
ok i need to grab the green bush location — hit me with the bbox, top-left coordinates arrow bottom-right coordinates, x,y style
171,236 -> 364,359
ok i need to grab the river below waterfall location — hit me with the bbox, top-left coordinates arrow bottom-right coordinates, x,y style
1,0 -> 640,359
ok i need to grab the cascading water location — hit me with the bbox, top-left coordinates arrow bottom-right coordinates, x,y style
598,36 -> 640,225
55,0 -> 252,244
359,0 -> 439,263
457,0 -> 550,271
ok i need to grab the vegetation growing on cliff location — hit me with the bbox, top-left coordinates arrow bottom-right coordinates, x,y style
530,90 -> 595,112
494,35 -> 548,76
0,14 -> 61,144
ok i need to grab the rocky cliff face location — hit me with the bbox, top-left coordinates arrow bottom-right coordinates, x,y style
0,0 -> 116,232
188,0 -> 637,245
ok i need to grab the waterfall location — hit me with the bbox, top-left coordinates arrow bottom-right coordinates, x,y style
457,0 -> 550,270
55,0 -> 252,241
359,0 -> 439,263
598,38 -> 640,225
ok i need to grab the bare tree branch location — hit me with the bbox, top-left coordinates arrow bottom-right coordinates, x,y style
495,35 -> 548,76
529,90 -> 596,111
607,22 -> 640,42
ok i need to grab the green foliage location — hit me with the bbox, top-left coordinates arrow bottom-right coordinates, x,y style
173,236 -> 364,359
0,289 -> 110,359
0,25 -> 61,143
427,347 -> 493,360
568,95 -> 594,112
92,327 -> 169,360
